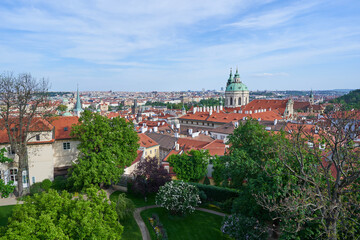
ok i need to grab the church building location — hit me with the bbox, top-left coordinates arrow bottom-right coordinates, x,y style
225,68 -> 249,108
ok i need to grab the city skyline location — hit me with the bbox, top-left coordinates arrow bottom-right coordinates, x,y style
0,0 -> 359,91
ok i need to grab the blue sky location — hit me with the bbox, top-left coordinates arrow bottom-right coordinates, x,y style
0,0 -> 359,91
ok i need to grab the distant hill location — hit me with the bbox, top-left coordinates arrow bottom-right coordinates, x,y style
330,89 -> 360,109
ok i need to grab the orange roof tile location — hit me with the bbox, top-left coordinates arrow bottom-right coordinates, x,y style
138,133 -> 159,148
49,116 -> 79,140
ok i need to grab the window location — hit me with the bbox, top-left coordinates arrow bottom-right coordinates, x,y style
308,142 -> 314,148
63,142 -> 71,150
9,168 -> 18,182
32,176 -> 36,184
22,170 -> 28,184
64,127 -> 68,131
239,97 -> 241,105
155,149 -> 157,153
230,97 -> 233,105
36,134 -> 40,141
0,170 -> 2,180
7,146 -> 15,155
150,150 -> 152,154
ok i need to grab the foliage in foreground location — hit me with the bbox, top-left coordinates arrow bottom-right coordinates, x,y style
68,110 -> 139,190
0,187 -> 123,239
156,181 -> 201,215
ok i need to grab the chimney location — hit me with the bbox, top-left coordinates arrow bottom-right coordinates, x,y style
194,107 -> 197,114
175,143 -> 180,151
209,108 -> 213,116
154,126 -> 158,132
220,105 -> 223,111
274,119 -> 278,125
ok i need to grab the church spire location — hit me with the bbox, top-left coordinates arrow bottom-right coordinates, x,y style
227,68 -> 233,86
234,66 -> 240,82
74,85 -> 83,117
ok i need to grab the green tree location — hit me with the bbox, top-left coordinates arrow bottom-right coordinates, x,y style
115,193 -> 135,221
56,104 -> 67,112
213,119 -> 320,238
0,187 -> 123,239
68,110 -> 139,190
256,111 -> 360,240
0,148 -> 16,198
168,149 -> 209,182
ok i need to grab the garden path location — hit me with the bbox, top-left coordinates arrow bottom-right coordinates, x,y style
134,205 -> 228,240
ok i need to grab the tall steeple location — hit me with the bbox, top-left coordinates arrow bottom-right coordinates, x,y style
309,90 -> 314,105
227,68 -> 233,86
234,67 -> 240,82
74,85 -> 83,117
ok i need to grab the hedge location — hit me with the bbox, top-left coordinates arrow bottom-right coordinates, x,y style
188,182 -> 239,202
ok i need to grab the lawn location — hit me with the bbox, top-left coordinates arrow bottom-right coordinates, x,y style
110,190 -> 156,240
110,190 -> 156,208
141,207 -> 229,240
0,205 -> 16,227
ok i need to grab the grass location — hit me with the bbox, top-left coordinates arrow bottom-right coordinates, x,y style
110,190 -> 155,240
119,216 -> 142,240
141,207 -> 229,240
110,190 -> 156,208
0,205 -> 16,227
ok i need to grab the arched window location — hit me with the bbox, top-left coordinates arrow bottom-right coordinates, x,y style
230,97 -> 233,106
239,97 -> 241,105
234,98 -> 236,105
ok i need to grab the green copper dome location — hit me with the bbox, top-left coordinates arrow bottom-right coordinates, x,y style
226,82 -> 248,92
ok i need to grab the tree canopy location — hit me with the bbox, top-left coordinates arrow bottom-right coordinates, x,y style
68,110 -> 139,190
0,187 -> 123,239
0,72 -> 50,196
168,149 -> 210,182
131,157 -> 171,197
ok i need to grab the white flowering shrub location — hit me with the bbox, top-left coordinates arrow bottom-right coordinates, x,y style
155,181 -> 201,215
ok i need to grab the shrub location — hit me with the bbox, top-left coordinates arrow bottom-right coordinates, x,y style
198,190 -> 207,202
188,182 -> 239,202
156,181 -> 201,215
116,193 -> 135,221
40,179 -> 52,191
30,182 -> 43,195
51,176 -> 68,191
221,214 -> 267,240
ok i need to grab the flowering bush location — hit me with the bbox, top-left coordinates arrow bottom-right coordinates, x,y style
221,214 -> 267,240
156,181 -> 201,215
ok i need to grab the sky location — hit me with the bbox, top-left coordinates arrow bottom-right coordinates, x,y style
0,0 -> 359,92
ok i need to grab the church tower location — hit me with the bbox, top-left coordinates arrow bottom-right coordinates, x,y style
225,68 -> 249,108
309,90 -> 314,105
73,86 -> 83,117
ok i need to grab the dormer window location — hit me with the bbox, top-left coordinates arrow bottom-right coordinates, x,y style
36,134 -> 40,141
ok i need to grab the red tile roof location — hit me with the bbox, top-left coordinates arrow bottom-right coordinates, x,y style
49,116 -> 79,140
138,133 -> 159,148
242,99 -> 288,115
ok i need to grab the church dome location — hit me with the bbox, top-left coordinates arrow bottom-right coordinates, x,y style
226,82 -> 248,92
